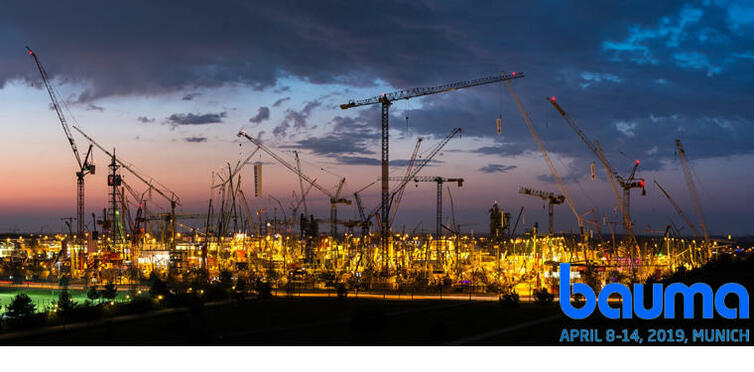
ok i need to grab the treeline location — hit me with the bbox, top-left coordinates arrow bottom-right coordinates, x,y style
0,269 -> 272,334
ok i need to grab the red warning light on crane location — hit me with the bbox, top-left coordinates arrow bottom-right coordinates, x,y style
640,180 -> 645,187
635,159 -> 640,165
550,96 -> 556,102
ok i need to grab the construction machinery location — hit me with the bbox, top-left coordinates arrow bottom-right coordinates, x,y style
27,46 -> 96,241
387,176 -> 464,237
236,131 -> 352,239
505,84 -> 584,244
675,139 -> 711,255
359,128 -> 462,257
654,180 -> 701,238
340,71 -> 524,261
72,126 -> 180,252
388,138 -> 423,226
546,97 -> 640,254
518,186 -> 564,235
616,160 -> 646,233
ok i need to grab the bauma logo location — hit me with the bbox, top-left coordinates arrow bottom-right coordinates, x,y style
559,263 -> 750,320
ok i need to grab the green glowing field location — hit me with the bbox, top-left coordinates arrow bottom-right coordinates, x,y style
0,287 -> 126,311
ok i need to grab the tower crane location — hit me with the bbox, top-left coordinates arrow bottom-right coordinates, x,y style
27,46 -> 95,241
548,97 -> 645,232
616,160 -> 646,233
546,97 -> 640,250
518,186 -> 565,235
362,128 -> 462,235
387,176 -> 464,237
236,131 -> 351,239
340,71 -> 524,258
71,126 -> 180,250
675,139 -> 710,251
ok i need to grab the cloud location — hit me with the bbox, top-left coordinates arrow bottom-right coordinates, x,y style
272,100 -> 321,137
181,92 -> 201,101
615,121 -> 637,137
580,72 -> 622,88
249,106 -> 270,124
479,164 -> 517,173
2,0 -> 753,174
85,103 -> 104,111
334,156 -> 380,166
137,116 -> 155,123
272,97 -> 291,107
184,136 -> 207,143
166,112 -> 226,125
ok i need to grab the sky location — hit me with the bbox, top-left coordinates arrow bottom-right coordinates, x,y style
0,0 -> 753,235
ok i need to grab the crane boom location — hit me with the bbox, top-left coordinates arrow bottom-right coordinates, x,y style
506,81 -> 582,230
236,131 -> 340,200
675,139 -> 710,246
389,137 -> 423,225
26,47 -> 84,169
654,180 -> 701,238
294,151 -> 308,216
547,97 -> 617,176
340,72 -> 524,109
27,46 -> 95,240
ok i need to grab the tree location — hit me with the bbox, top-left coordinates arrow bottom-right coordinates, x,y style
87,285 -> 100,303
101,283 -> 118,302
56,289 -> 76,317
5,293 -> 36,320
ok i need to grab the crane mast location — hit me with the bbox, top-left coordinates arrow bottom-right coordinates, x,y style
340,72 -> 524,269
27,46 -> 95,240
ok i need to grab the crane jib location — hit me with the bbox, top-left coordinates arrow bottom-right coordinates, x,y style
340,71 -> 525,109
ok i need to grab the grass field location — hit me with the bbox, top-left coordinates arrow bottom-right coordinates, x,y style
0,287 -> 127,310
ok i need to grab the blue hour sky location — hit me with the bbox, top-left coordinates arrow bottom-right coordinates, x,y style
0,0 -> 752,235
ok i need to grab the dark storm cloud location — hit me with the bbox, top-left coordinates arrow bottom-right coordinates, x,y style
0,0 -> 752,172
479,164 -> 517,173
166,112 -> 227,125
249,106 -> 270,124
137,116 -> 155,123
184,136 -> 208,143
